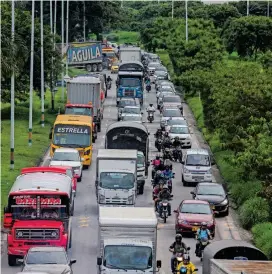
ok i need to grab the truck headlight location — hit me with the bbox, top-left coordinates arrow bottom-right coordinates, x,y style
99,194 -> 106,203
220,199 -> 228,206
16,231 -> 23,238
128,195 -> 134,204
184,168 -> 190,174
51,231 -> 59,238
206,169 -> 212,174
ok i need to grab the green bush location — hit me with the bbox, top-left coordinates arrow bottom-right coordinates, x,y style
106,34 -> 119,42
230,180 -> 263,207
1,106 -> 39,120
239,197 -> 270,229
252,222 -> 272,259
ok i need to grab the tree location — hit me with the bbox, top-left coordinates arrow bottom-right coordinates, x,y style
223,16 -> 272,58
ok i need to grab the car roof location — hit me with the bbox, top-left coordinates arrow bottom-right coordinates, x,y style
163,95 -> 180,98
28,246 -> 66,252
163,107 -> 180,111
54,148 -> 79,153
186,149 -> 209,155
122,113 -> 141,116
55,115 -> 92,125
123,106 -> 140,109
182,199 -> 210,204
197,182 -> 223,187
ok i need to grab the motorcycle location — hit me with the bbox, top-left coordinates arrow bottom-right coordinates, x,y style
173,247 -> 191,271
147,111 -> 154,123
160,199 -> 171,223
173,146 -> 183,163
156,138 -> 163,152
179,266 -> 198,274
106,81 -> 111,90
146,84 -> 151,92
196,237 -> 210,261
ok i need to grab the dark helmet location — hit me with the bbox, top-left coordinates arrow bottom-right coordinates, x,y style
175,136 -> 179,140
156,156 -> 160,160
183,254 -> 190,264
175,234 -> 182,241
165,132 -> 169,136
149,103 -> 153,107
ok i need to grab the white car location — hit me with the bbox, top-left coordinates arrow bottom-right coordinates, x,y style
121,113 -> 143,123
161,95 -> 183,114
122,105 -> 142,116
50,148 -> 84,182
181,149 -> 214,186
168,125 -> 192,148
165,117 -> 188,133
160,107 -> 182,129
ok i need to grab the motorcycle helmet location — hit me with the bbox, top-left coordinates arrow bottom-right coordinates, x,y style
175,136 -> 179,140
149,103 -> 153,107
201,222 -> 207,228
175,234 -> 182,241
163,185 -> 168,190
156,155 -> 160,160
180,266 -> 187,273
183,254 -> 190,265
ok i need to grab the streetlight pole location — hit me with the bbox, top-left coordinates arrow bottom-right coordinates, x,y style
185,0 -> 188,42
41,0 -> 45,127
83,1 -> 86,41
65,0 -> 69,76
52,0 -> 57,110
172,0 -> 174,20
29,0 -> 35,146
247,0 -> 250,16
10,0 -> 15,169
61,0 -> 64,102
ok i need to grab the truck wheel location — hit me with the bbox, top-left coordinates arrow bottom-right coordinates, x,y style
98,64 -> 103,72
138,185 -> 144,195
78,173 -> 82,182
92,64 -> 98,72
92,135 -> 96,143
71,201 -> 75,216
86,64 -> 92,72
8,255 -> 17,266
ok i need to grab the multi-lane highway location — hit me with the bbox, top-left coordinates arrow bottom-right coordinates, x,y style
1,72 -> 242,274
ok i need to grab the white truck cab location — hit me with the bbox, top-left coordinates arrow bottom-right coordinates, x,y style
96,149 -> 137,206
182,149 -> 214,187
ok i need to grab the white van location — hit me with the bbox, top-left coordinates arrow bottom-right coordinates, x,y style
181,149 -> 214,186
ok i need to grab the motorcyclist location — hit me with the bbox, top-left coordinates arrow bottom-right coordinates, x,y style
169,234 -> 187,273
157,185 -> 172,217
152,155 -> 162,167
173,136 -> 182,148
163,147 -> 173,162
195,222 -> 212,255
154,128 -> 163,139
106,75 -> 112,83
163,132 -> 172,149
145,76 -> 151,85
176,254 -> 197,274
147,103 -> 156,113
163,165 -> 174,192
153,169 -> 165,185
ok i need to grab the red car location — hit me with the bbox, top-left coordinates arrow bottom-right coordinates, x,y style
174,199 -> 216,236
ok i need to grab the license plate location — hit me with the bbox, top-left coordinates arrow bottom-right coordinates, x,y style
192,226 -> 199,232
211,205 -> 215,210
192,176 -> 204,180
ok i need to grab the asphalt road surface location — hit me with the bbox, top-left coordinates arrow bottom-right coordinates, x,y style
1,71 -> 241,274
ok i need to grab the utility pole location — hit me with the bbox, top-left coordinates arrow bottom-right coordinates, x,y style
121,0 -> 123,8
41,0 -> 45,127
172,0 -> 174,19
52,0 -> 57,110
83,1 -> 86,41
10,0 -> 15,169
185,0 -> 188,42
29,0 -> 35,146
61,0 -> 64,102
65,0 -> 69,76
50,0 -> 54,111
247,0 -> 250,16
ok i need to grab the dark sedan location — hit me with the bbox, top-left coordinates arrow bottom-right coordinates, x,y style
190,182 -> 229,216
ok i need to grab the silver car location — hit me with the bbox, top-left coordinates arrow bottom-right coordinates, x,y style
117,98 -> 137,121
19,246 -> 76,274
160,107 -> 182,129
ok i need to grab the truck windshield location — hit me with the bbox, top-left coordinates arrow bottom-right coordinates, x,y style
120,78 -> 140,87
53,124 -> 91,147
185,154 -> 210,166
9,195 -> 69,219
100,172 -> 134,189
137,154 -> 145,167
104,245 -> 152,270
65,107 -> 93,117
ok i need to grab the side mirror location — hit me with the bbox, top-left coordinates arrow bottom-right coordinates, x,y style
156,260 -> 162,268
81,158 -> 84,162
97,257 -> 102,266
49,132 -> 52,140
187,247 -> 191,251
195,269 -> 198,271
141,112 -> 143,115
190,191 -> 195,195
148,132 -> 150,135
170,194 -> 174,197
70,259 -> 77,265
181,160 -> 184,164
147,161 -> 150,166
17,258 -> 24,264
173,172 -> 175,175
173,209 -> 178,213
227,191 -> 231,195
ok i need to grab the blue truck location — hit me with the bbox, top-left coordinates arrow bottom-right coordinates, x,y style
116,61 -> 144,105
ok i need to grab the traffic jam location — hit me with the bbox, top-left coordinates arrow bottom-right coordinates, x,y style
3,44 -> 272,274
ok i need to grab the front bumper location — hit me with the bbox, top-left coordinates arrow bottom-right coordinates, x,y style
183,173 -> 212,183
176,223 -> 215,235
181,140 -> 192,148
212,203 -> 229,213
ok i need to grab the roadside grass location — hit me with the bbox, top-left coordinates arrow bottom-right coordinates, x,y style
1,67 -> 83,214
156,49 -> 174,78
105,31 -> 140,44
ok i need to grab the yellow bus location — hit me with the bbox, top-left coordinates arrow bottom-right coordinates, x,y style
49,115 -> 93,168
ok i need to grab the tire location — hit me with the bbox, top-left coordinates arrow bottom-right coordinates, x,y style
163,213 -> 167,223
69,232 -> 72,248
92,64 -> 98,72
98,63 -> 103,72
71,201 -> 74,216
86,64 -> 92,72
138,185 -> 144,195
78,173 -> 82,182
8,255 -> 17,266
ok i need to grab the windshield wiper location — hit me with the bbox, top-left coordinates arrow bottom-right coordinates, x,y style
106,264 -> 128,272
